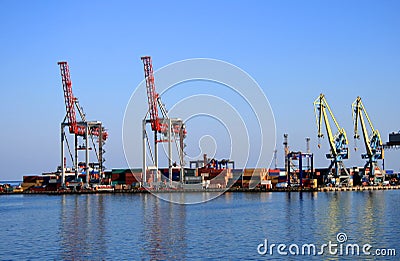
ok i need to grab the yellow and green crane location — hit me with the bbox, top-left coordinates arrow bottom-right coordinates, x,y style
352,96 -> 384,181
314,93 -> 350,184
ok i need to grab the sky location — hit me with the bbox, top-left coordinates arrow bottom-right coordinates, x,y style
1,1 -> 400,180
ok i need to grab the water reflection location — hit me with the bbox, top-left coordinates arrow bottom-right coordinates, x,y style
2,191 -> 400,260
358,191 -> 385,246
59,195 -> 106,260
140,193 -> 187,260
282,192 -> 318,243
154,191 -> 223,204
312,191 -> 388,260
325,192 -> 342,239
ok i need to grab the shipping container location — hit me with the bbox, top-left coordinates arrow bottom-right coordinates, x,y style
185,176 -> 202,181
184,168 -> 197,177
389,132 -> 400,144
21,182 -> 36,190
111,173 -> 121,181
278,176 -> 287,182
231,169 -> 244,179
23,176 -> 39,183
130,168 -> 143,174
243,168 -> 267,179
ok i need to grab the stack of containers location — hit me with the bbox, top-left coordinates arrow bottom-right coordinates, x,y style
132,169 -> 143,186
268,169 -> 280,187
184,168 -> 202,184
127,168 -> 142,186
252,168 -> 268,188
198,168 -> 228,188
243,168 -> 268,188
242,169 -> 253,188
160,168 -> 181,181
184,168 -> 197,177
111,169 -> 125,185
278,169 -> 287,184
209,168 -> 232,188
227,169 -> 244,188
22,176 -> 40,190
46,175 -> 61,191
111,169 -> 143,186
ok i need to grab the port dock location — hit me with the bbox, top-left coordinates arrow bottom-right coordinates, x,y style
3,184 -> 400,196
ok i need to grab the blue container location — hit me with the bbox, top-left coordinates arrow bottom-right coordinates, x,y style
278,176 -> 287,182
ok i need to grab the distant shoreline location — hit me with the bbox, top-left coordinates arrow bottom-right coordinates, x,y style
2,185 -> 400,196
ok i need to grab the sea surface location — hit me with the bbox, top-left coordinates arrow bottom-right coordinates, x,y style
0,191 -> 399,260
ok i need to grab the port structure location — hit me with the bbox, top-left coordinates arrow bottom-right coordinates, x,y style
314,93 -> 350,185
283,134 -> 289,175
352,96 -> 384,181
140,56 -> 186,188
287,151 -> 314,187
58,61 -> 108,188
190,154 -> 235,169
385,131 -> 400,148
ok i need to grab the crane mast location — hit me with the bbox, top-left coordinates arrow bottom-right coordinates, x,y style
314,93 -> 349,185
352,96 -> 384,181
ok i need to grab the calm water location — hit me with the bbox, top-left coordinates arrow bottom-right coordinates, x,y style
0,191 -> 399,260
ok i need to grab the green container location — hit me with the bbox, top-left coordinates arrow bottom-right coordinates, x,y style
185,168 -> 197,177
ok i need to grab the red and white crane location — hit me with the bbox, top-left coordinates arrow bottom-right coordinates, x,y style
58,61 -> 108,188
140,56 -> 186,187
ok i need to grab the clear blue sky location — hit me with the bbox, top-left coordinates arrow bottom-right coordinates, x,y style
1,1 -> 399,180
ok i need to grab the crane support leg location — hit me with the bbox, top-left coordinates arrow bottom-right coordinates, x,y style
168,119 -> 173,187
154,130 -> 158,170
99,126 -> 103,180
142,119 -> 147,187
61,125 -> 66,187
74,134 -> 78,181
85,124 -> 89,187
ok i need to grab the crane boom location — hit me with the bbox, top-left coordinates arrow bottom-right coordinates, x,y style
352,96 -> 383,165
141,56 -> 167,133
58,61 -> 78,134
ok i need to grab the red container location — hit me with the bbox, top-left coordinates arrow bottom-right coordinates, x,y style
111,173 -> 121,181
125,176 -> 139,184
23,176 -> 39,183
30,186 -> 46,192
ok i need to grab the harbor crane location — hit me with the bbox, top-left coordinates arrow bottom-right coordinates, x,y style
352,96 -> 384,182
141,56 -> 186,187
314,93 -> 350,185
58,61 -> 108,187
